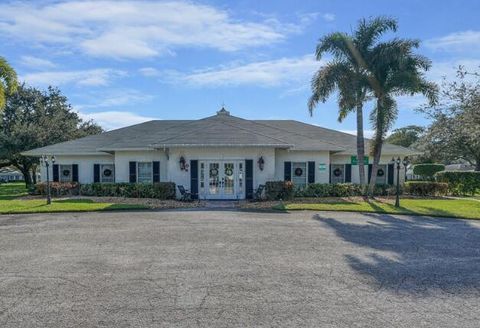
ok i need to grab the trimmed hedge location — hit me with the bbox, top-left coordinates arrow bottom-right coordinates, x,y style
265,181 -> 294,200
436,171 -> 480,196
404,181 -> 448,196
413,163 -> 445,180
79,183 -> 176,199
35,182 -> 80,196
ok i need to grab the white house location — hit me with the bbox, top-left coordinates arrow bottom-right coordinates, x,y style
23,108 -> 413,199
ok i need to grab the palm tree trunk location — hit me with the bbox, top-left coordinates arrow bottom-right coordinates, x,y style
368,99 -> 385,197
356,101 -> 366,188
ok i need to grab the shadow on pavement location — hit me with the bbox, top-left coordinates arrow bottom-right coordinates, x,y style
313,212 -> 480,295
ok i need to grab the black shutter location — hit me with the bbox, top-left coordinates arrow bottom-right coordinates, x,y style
52,164 -> 59,182
368,164 -> 373,183
153,161 -> 160,182
93,164 -> 100,183
129,162 -> 136,183
329,164 -> 332,183
284,162 -> 291,181
307,161 -> 315,184
387,163 -> 394,185
245,159 -> 253,199
345,164 -> 352,183
190,160 -> 198,199
72,164 -> 79,182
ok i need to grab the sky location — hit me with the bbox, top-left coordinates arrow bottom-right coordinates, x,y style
1,0 -> 479,135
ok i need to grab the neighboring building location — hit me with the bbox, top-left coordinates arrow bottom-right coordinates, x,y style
444,163 -> 475,171
0,167 -> 24,182
23,108 -> 413,199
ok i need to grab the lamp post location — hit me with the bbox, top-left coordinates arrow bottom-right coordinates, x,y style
40,155 -> 55,205
391,156 -> 409,208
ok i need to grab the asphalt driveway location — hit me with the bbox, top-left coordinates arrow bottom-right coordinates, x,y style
1,210 -> 479,327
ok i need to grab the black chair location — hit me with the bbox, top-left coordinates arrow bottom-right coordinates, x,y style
177,185 -> 193,201
253,184 -> 265,200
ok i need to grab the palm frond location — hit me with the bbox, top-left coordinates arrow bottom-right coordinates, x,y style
354,16 -> 398,50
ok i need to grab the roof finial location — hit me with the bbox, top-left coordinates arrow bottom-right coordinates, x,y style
217,103 -> 230,116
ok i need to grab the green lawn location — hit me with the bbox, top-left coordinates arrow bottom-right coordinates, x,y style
0,182 -> 147,214
275,198 -> 480,219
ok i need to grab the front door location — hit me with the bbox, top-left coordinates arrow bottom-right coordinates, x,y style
201,161 -> 242,199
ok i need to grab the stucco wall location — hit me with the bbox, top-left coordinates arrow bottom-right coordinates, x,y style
114,150 -> 168,183
275,149 -> 330,183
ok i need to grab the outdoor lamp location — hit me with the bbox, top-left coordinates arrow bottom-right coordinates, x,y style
258,156 -> 265,171
179,156 -> 186,171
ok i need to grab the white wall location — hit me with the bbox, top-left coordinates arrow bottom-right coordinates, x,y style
114,150 -> 168,182
40,154 -> 114,183
275,149 -> 330,183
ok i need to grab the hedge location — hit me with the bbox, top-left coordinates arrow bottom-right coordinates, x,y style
413,163 -> 445,180
79,183 -> 176,199
265,181 -> 294,200
436,171 -> 480,196
404,181 -> 448,196
35,182 -> 80,196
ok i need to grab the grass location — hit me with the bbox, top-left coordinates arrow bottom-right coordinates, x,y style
274,198 -> 480,220
0,182 -> 147,214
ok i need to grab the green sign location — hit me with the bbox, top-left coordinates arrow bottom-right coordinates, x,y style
351,155 -> 369,165
318,163 -> 326,171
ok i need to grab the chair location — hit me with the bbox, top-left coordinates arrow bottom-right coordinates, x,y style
253,184 -> 265,200
177,185 -> 193,201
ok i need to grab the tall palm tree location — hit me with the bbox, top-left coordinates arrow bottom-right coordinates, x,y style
365,38 -> 438,195
0,56 -> 18,110
309,17 -> 398,187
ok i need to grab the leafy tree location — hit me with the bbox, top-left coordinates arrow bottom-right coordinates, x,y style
365,23 -> 438,195
0,56 -> 17,110
420,67 -> 480,171
0,84 -> 103,185
386,125 -> 425,148
309,17 -> 398,187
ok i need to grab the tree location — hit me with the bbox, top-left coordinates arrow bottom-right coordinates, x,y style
420,67 -> 480,170
309,17 -> 398,187
0,84 -> 103,185
0,56 -> 17,110
365,25 -> 438,195
385,125 -> 425,148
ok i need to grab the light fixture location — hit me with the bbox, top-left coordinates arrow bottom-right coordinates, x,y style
179,156 -> 186,171
257,156 -> 265,171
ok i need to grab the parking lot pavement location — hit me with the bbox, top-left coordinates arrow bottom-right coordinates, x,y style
1,210 -> 480,327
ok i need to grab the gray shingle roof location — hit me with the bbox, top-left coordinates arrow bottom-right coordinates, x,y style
22,111 -> 415,156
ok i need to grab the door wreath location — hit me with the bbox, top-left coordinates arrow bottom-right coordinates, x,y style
333,168 -> 343,177
377,168 -> 385,177
294,168 -> 303,176
209,168 -> 219,177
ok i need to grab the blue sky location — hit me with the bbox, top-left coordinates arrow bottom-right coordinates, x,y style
1,0 -> 479,135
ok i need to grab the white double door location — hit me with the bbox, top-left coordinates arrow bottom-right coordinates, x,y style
200,160 -> 244,199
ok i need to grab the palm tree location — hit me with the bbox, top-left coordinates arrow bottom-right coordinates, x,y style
0,56 -> 18,110
365,37 -> 438,195
308,17 -> 398,187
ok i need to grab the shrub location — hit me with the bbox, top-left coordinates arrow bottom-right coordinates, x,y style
294,183 -> 400,198
413,163 -> 445,180
435,171 -> 480,196
404,181 -> 448,196
35,182 -> 80,196
79,182 -> 176,199
265,181 -> 294,200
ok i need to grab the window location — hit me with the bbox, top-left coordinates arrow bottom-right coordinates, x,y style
101,164 -> 115,183
292,162 -> 307,188
200,162 -> 205,192
137,162 -> 153,183
331,164 -> 345,184
375,165 -> 387,185
60,164 -> 73,182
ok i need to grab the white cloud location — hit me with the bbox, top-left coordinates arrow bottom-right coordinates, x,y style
0,1 -> 310,59
425,30 -> 480,52
21,69 -> 126,87
78,110 -> 157,130
322,13 -> 335,22
168,55 -> 321,87
20,55 -> 56,69
139,67 -> 161,77
77,89 -> 154,109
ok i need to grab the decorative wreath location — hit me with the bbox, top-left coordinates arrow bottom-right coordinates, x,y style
225,168 -> 233,176
294,168 -> 303,177
209,168 -> 219,177
103,169 -> 112,177
333,168 -> 343,177
62,169 -> 71,177
377,168 -> 385,177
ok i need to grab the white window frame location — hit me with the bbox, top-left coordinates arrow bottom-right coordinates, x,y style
291,162 -> 307,188
137,162 -> 153,184
59,164 -> 73,182
331,164 -> 346,184
100,164 -> 115,183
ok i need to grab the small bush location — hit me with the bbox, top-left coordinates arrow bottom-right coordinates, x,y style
293,183 -> 400,198
436,171 -> 480,196
265,181 -> 294,200
413,163 -> 445,180
79,182 -> 176,199
35,182 -> 80,196
404,181 -> 448,196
